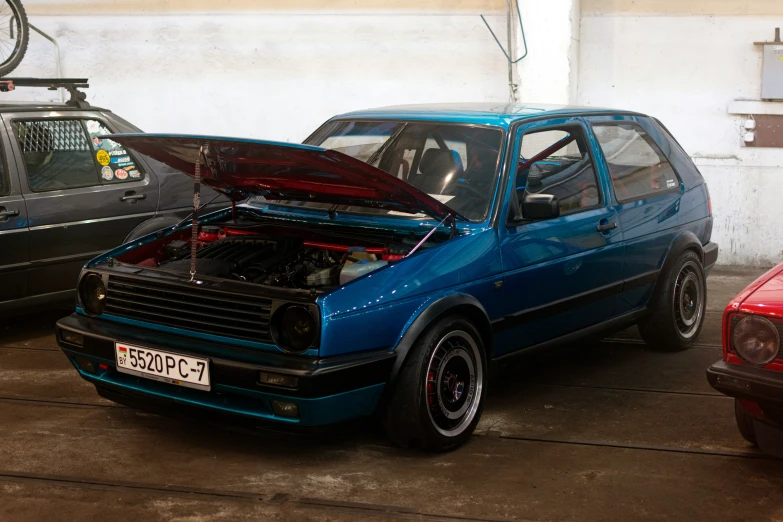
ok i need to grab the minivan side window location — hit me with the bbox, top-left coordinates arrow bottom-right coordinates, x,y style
13,118 -> 144,192
592,123 -> 679,203
516,126 -> 601,215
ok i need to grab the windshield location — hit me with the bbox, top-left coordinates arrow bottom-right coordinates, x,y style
253,121 -> 503,222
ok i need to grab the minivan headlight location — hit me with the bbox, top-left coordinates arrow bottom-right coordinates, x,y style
79,273 -> 106,316
733,315 -> 780,365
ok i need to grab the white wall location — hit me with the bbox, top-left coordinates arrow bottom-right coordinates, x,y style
8,8 -> 515,142
579,11 -> 783,267
12,1 -> 770,266
515,0 -> 580,104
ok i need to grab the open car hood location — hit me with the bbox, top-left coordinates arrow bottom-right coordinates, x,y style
103,134 -> 464,221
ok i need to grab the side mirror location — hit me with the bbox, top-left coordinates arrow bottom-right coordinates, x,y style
521,193 -> 560,220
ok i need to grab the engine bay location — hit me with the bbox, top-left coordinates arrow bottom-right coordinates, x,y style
116,224 -> 409,290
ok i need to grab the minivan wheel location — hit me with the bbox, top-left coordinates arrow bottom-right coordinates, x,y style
639,250 -> 706,350
382,316 -> 486,451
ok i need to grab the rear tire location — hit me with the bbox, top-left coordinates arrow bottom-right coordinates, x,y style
734,399 -> 757,446
382,316 -> 487,451
639,250 -> 706,350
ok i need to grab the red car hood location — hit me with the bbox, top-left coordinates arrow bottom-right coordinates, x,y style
739,262 -> 783,318
103,134 -> 464,221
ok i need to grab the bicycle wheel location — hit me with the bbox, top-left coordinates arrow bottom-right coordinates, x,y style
0,0 -> 28,77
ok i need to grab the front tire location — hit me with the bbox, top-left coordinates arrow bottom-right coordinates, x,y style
639,250 -> 706,350
382,316 -> 487,451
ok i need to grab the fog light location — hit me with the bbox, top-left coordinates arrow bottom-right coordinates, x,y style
74,356 -> 96,374
60,331 -> 84,347
271,400 -> 299,418
259,372 -> 299,389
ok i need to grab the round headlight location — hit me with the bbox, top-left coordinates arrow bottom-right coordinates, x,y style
79,273 -> 106,316
733,315 -> 780,365
272,305 -> 317,354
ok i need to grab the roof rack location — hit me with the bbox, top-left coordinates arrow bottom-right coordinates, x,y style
0,78 -> 90,108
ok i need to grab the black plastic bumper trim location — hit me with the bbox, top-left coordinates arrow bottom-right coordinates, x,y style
57,313 -> 395,399
703,241 -> 719,267
706,360 -> 783,405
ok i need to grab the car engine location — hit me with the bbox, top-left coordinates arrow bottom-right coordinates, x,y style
139,228 -> 398,290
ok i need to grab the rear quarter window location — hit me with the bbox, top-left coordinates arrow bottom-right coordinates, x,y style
650,117 -> 705,189
592,122 -> 680,203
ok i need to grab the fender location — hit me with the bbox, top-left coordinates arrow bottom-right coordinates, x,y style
388,293 -> 493,383
647,230 -> 704,307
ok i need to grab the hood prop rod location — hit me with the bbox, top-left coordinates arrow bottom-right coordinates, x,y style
189,144 -> 205,282
406,214 -> 452,257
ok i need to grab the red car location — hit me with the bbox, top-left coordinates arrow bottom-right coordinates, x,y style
707,262 -> 783,457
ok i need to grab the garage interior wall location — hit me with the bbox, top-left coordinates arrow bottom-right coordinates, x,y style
578,0 -> 783,267
7,0 -> 776,267
9,0 -> 522,141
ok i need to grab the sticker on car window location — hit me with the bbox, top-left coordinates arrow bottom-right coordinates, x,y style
96,150 -> 110,166
111,155 -> 131,164
101,166 -> 114,180
86,119 -> 144,182
86,120 -> 101,134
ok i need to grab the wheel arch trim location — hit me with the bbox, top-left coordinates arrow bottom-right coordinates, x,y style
648,230 -> 705,307
388,294 -> 493,384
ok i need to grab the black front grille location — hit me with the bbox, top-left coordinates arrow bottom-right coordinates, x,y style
105,275 -> 273,343
730,314 -> 783,361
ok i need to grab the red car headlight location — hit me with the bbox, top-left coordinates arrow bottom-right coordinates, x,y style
733,315 -> 780,365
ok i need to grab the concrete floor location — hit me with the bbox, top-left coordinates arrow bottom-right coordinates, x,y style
1,268 -> 781,521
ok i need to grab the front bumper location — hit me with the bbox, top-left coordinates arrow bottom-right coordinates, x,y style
707,360 -> 783,456
57,313 -> 395,427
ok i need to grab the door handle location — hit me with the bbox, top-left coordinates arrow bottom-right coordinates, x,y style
596,221 -> 617,232
0,208 -> 19,220
120,193 -> 147,202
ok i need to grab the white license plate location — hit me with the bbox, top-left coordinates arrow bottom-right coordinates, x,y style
115,342 -> 210,391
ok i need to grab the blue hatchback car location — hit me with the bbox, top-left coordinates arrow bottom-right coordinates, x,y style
56,103 -> 718,450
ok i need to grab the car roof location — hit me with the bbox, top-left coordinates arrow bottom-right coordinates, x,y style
0,101 -> 109,112
334,102 -> 645,128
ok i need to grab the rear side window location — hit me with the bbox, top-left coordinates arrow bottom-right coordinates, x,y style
13,118 -> 143,192
516,126 -> 601,214
592,123 -> 679,203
